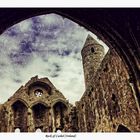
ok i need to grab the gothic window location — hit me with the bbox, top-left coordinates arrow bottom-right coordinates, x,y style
34,89 -> 43,97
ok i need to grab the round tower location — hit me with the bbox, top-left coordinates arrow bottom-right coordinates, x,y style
81,35 -> 105,89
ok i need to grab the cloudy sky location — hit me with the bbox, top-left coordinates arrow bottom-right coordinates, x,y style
0,13 -> 108,105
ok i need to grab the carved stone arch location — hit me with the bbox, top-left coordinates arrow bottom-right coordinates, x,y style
53,101 -> 68,131
11,100 -> 28,132
52,99 -> 68,108
117,124 -> 131,132
28,81 -> 52,96
30,101 -> 48,109
31,102 -> 49,132
11,98 -> 29,108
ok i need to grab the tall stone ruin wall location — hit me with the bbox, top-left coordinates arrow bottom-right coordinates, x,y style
76,49 -> 140,132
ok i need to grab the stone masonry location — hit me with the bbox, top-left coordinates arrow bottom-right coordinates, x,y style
0,35 -> 140,132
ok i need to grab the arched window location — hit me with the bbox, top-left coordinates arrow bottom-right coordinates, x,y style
117,124 -> 131,132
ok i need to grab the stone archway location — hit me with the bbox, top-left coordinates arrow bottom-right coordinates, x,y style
32,103 -> 48,132
53,102 -> 68,131
117,124 -> 131,132
12,100 -> 28,132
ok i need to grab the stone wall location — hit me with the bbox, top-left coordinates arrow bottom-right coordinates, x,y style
0,34 -> 140,132
76,48 -> 140,132
0,105 -> 8,132
0,76 -> 72,132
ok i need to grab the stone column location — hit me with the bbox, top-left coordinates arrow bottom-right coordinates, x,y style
27,108 -> 35,132
7,107 -> 14,132
43,107 -> 52,132
51,107 -> 55,132
48,108 -> 53,132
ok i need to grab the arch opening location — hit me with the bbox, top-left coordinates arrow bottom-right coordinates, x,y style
53,102 -> 68,131
12,100 -> 28,132
117,124 -> 131,132
32,103 -> 49,130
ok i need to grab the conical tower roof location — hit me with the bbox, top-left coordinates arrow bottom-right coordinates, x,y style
84,34 -> 100,47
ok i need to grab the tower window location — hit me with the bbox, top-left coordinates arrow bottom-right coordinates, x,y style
34,89 -> 43,97
82,104 -> 84,109
117,124 -> 131,132
91,47 -> 95,53
91,87 -> 94,92
88,91 -> 92,97
103,64 -> 108,72
111,94 -> 116,102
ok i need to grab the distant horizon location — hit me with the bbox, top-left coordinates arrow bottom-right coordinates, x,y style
0,13 -> 108,105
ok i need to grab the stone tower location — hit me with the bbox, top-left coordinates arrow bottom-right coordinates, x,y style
81,35 -> 105,88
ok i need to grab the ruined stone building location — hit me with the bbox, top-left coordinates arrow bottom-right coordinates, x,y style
0,35 -> 140,132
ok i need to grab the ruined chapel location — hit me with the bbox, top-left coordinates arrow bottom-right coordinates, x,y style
0,34 -> 140,132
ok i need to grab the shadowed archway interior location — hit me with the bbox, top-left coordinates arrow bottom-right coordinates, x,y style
53,102 -> 68,131
32,103 -> 48,131
117,124 -> 131,132
12,100 -> 28,132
